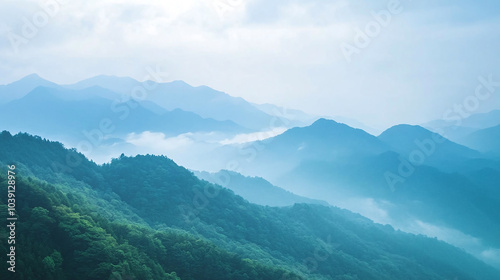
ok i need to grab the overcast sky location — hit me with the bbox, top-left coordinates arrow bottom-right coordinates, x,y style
1,0 -> 500,129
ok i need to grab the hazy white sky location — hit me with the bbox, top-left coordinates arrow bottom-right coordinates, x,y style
1,0 -> 500,129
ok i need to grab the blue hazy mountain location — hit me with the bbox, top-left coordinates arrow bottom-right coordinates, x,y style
3,74 -> 500,274
67,75 -> 310,130
0,73 -> 58,104
460,124 -> 500,155
424,110 -> 500,141
194,170 -> 328,207
219,119 -> 500,261
278,150 -> 500,245
378,124 -> 482,171
257,118 -> 389,162
222,118 -> 390,181
64,74 -> 140,95
0,86 -> 247,142
459,110 -> 500,129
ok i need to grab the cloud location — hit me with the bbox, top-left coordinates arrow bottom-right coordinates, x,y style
219,127 -> 287,145
123,131 -> 225,170
126,131 -> 194,152
340,197 -> 391,225
398,219 -> 500,269
480,249 -> 500,269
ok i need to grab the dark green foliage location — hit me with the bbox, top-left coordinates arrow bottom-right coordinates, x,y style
1,131 -> 499,280
0,175 -> 297,280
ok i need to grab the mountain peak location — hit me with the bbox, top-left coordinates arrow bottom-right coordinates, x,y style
306,118 -> 360,134
163,80 -> 193,90
20,73 -> 43,81
312,118 -> 339,125
379,124 -> 435,139
265,117 -> 387,156
9,73 -> 54,86
379,123 -> 481,160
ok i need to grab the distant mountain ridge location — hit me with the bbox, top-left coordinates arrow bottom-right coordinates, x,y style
2,74 -> 500,272
0,74 -> 319,132
0,73 -> 58,104
460,124 -> 500,155
208,118 -> 500,267
194,169 -> 329,207
65,75 -> 309,130
0,86 -> 247,142
424,110 -> 500,144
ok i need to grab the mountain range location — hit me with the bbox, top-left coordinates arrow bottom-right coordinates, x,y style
206,117 -> 500,268
2,74 -> 500,276
0,86 -> 246,142
65,74 -> 313,131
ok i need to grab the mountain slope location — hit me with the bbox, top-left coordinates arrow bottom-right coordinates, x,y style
1,131 -> 499,280
0,174 -> 297,280
378,124 -> 482,171
194,170 -> 328,207
212,121 -> 500,259
459,124 -> 500,155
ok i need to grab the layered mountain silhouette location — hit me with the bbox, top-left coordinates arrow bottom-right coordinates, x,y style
2,74 -> 500,274
211,118 -> 500,262
424,109 -> 500,142
218,118 -> 389,181
459,124 -> 500,155
0,73 -> 59,104
0,86 -> 247,143
66,75 -> 309,130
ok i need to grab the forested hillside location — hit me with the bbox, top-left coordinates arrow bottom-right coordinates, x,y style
1,131 -> 499,280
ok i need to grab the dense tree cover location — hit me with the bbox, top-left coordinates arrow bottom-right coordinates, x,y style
0,175 -> 301,280
1,131 -> 500,280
